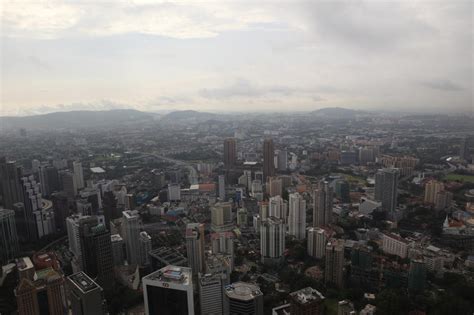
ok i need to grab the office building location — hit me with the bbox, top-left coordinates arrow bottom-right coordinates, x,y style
67,272 -> 106,315
335,181 -> 350,203
0,157 -> 23,210
408,259 -> 427,292
73,161 -> 85,190
340,151 -> 357,165
224,282 -> 263,315
460,137 -> 470,161
267,177 -> 282,197
51,192 -> 69,233
111,234 -> 124,266
325,239 -> 345,288
199,273 -> 225,315
277,149 -> 288,171
253,214 -> 261,234
66,215 -> 99,271
313,181 -> 333,227
307,227 -> 327,259
122,210 -> 141,265
269,195 -> 288,222
224,138 -> 237,168
263,138 -> 275,181
167,183 -> 181,202
38,165 -> 60,197
60,170 -> 77,201
374,168 -> 399,213
218,174 -> 226,201
288,192 -> 306,240
237,208 -> 248,227
289,287 -> 325,315
0,209 -> 19,265
435,191 -> 453,211
424,180 -> 444,204
19,175 -> 43,242
186,223 -> 205,275
139,231 -> 152,266
381,233 -> 408,258
260,217 -> 285,264
15,260 -> 66,315
142,265 -> 194,315
211,202 -> 233,232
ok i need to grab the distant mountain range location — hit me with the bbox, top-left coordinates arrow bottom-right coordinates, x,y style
0,107 -> 374,130
0,109 -> 157,130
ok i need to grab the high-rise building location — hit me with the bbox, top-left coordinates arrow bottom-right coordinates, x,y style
111,234 -> 124,266
460,137 -> 470,161
335,181 -> 350,203
67,272 -> 107,315
289,287 -> 325,315
263,138 -> 275,181
224,138 -> 237,168
324,239 -> 345,288
278,150 -> 288,171
66,215 -> 99,271
139,231 -> 152,266
0,209 -> 19,265
288,192 -> 306,240
15,258 -> 66,315
143,265 -> 195,315
211,231 -> 235,269
374,168 -> 399,213
0,157 -> 23,210
408,259 -> 427,292
424,180 -> 444,204
267,177 -> 282,197
199,273 -> 225,315
211,202 -> 233,232
167,183 -> 181,202
307,227 -> 327,259
260,217 -> 285,264
148,247 -> 188,271
19,175 -> 42,241
224,282 -> 263,315
51,192 -> 69,233
73,161 -> 85,190
435,190 -> 453,211
381,232 -> 408,259
60,170 -> 77,201
268,195 -> 288,222
218,174 -> 226,201
237,208 -> 248,227
122,210 -> 141,265
313,181 -> 333,227
38,165 -> 60,197
186,223 -> 205,275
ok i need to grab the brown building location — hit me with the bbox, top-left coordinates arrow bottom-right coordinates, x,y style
224,138 -> 237,168
263,138 -> 275,181
289,287 -> 325,315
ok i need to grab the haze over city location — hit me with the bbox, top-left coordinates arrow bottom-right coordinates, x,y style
1,0 -> 473,116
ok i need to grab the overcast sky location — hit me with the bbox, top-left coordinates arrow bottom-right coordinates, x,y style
1,0 -> 472,116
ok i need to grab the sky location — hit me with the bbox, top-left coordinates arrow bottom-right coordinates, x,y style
0,0 -> 472,116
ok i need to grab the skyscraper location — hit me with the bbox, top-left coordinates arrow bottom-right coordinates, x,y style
424,180 -> 444,204
0,157 -> 23,210
199,273 -> 225,315
186,223 -> 205,275
123,210 -> 141,265
139,231 -> 152,266
260,217 -> 285,264
374,168 -> 399,213
60,170 -> 77,201
263,138 -> 275,181
307,227 -> 327,259
143,265 -> 195,315
224,138 -> 237,168
218,174 -> 226,200
19,175 -> 42,241
313,181 -> 333,227
460,137 -> 470,161
267,177 -> 282,197
278,149 -> 288,171
408,259 -> 427,292
0,209 -> 19,265
66,215 -> 99,272
211,202 -> 233,232
111,234 -> 125,266
288,192 -> 306,240
224,282 -> 264,315
211,231 -> 235,269
73,161 -> 85,190
67,272 -> 107,315
324,239 -> 345,288
268,195 -> 288,222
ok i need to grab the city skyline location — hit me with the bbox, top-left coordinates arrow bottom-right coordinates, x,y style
1,1 -> 472,116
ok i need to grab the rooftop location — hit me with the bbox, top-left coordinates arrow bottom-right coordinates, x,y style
290,287 -> 325,305
224,282 -> 262,301
68,271 -> 100,293
144,265 -> 192,286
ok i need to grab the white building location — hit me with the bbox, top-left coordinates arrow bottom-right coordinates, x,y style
269,195 -> 288,223
307,227 -> 328,259
199,273 -> 224,315
218,175 -> 226,201
382,233 -> 409,258
122,210 -> 141,265
260,217 -> 285,264
143,266 -> 194,315
168,183 -> 181,202
186,223 -> 205,275
288,193 -> 306,240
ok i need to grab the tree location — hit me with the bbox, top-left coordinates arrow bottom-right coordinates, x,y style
376,289 -> 410,315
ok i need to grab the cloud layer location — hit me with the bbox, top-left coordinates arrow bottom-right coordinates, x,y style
1,0 -> 472,115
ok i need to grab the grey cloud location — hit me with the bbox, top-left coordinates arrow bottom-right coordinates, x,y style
421,79 -> 464,91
